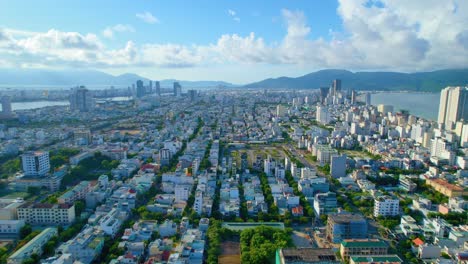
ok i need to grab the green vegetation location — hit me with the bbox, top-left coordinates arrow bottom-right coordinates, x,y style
281,131 -> 291,142
0,246 -> 11,264
240,226 -> 293,264
317,164 -> 330,175
58,218 -> 87,242
414,180 -> 449,204
310,120 -> 333,132
364,151 -> 382,160
49,148 -> 80,170
427,211 -> 468,225
383,168 -> 425,175
189,117 -> 204,141
14,230 -> 41,252
19,224 -> 32,239
206,219 -> 238,264
285,171 -> 314,219
258,171 -> 280,221
99,220 -> 135,263
396,238 -> 422,263
367,175 -> 399,186
337,191 -> 374,216
199,140 -> 213,170
61,152 -> 119,187
42,236 -> 59,257
0,157 -> 20,179
377,216 -> 400,230
182,183 -> 197,219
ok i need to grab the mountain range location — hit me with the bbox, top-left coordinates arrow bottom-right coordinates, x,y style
0,69 -> 234,89
0,68 -> 467,91
244,69 -> 468,92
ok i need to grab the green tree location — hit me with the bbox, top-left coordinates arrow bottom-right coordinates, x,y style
27,186 -> 41,196
19,224 -> 32,239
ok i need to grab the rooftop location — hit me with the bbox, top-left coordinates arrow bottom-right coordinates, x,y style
427,178 -> 464,191
341,239 -> 388,248
19,202 -> 73,209
350,255 -> 402,263
222,222 -> 285,231
329,212 -> 366,223
280,248 -> 338,262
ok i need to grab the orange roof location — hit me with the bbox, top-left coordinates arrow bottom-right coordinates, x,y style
429,178 -> 463,191
292,206 -> 303,215
412,238 -> 424,246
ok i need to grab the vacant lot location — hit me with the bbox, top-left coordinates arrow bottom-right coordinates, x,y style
341,150 -> 372,159
218,241 -> 241,264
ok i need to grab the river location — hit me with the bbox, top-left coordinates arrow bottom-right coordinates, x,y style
4,97 -> 133,111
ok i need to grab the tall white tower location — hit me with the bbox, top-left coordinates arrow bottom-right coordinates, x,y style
438,86 -> 468,129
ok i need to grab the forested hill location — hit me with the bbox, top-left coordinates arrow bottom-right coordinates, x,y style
244,69 -> 468,92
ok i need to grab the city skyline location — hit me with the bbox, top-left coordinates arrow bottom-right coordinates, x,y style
1,0 -> 467,83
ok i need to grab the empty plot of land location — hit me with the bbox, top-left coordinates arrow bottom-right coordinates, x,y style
341,150 -> 372,159
218,241 -> 241,264
221,241 -> 240,255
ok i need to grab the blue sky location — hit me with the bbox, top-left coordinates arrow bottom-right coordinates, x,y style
0,1 -> 340,45
0,0 -> 467,83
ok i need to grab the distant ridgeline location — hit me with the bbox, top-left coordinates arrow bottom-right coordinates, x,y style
244,69 -> 468,92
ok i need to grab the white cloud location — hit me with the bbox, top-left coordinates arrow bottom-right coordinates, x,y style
136,11 -> 159,24
102,24 -> 135,38
228,9 -> 240,22
1,1 -> 468,72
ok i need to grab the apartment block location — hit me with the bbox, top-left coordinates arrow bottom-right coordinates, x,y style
17,203 -> 75,225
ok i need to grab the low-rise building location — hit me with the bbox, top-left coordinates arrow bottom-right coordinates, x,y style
17,203 -> 75,225
99,209 -> 122,237
58,181 -> 93,204
0,220 -> 25,235
58,226 -> 105,264
350,255 -> 403,264
425,178 -> 467,198
8,228 -> 58,264
276,248 -> 340,264
340,239 -> 388,261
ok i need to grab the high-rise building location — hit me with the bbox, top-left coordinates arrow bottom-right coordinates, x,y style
374,196 -> 400,217
149,80 -> 153,93
188,89 -> 197,101
276,105 -> 287,117
21,151 -> 50,177
155,81 -> 161,96
313,192 -> 338,216
351,90 -> 356,105
438,86 -> 468,129
331,154 -> 347,178
316,106 -> 331,124
173,82 -> 182,97
69,86 -> 94,112
365,92 -> 371,105
327,212 -> 368,243
136,80 -> 145,98
332,79 -> 342,96
320,87 -> 329,103
1,96 -> 12,116
377,104 -> 394,114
